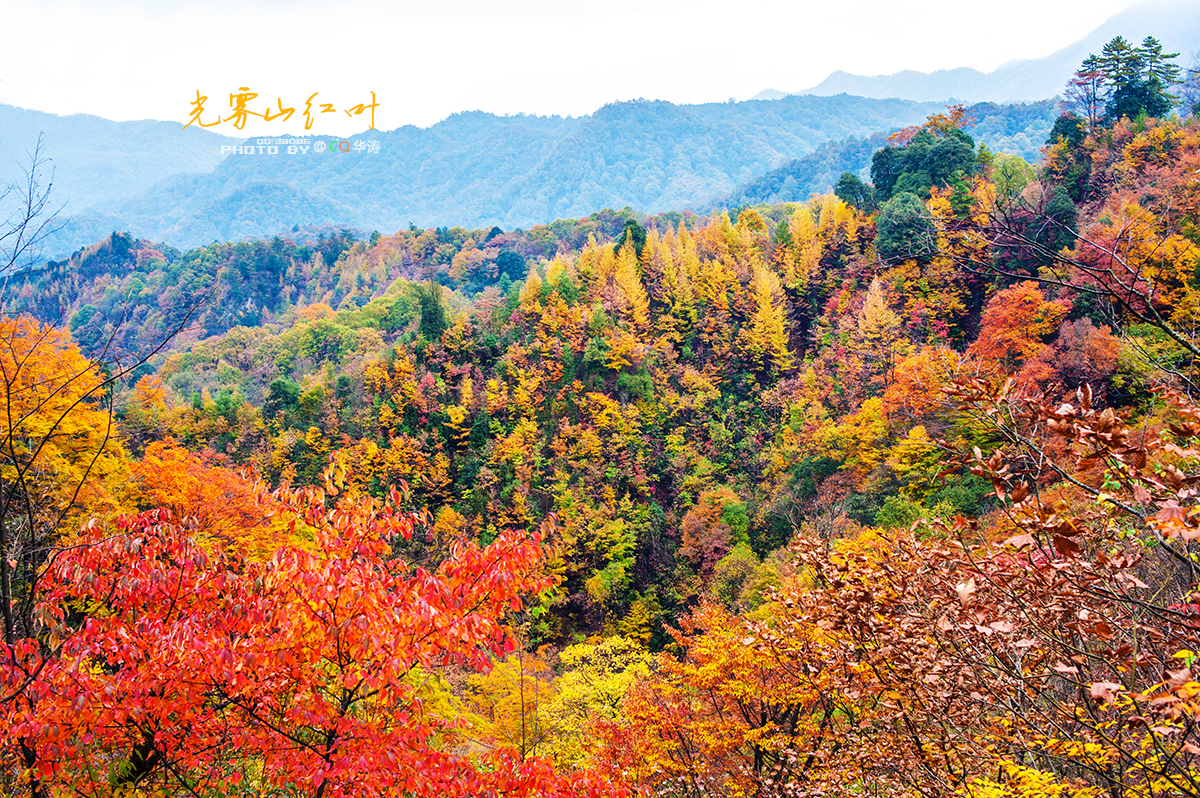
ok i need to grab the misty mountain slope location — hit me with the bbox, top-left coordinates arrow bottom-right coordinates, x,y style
42,94 -> 946,252
721,100 -> 1059,207
789,0 -> 1200,102
723,135 -> 888,208
0,104 -> 240,212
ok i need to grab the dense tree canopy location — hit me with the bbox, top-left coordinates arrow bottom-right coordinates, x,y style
1064,35 -> 1183,124
5,46 -> 1200,798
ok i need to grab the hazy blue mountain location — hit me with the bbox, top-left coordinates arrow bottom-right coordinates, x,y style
965,101 -> 1063,161
800,69 -> 1000,104
721,100 -> 1058,208
41,95 -> 947,254
0,105 -> 240,211
786,0 -> 1200,103
722,135 -> 884,209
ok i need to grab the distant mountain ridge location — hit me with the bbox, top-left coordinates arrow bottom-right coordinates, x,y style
10,0 -> 1188,259
39,94 -> 952,254
771,0 -> 1200,103
0,104 -> 240,212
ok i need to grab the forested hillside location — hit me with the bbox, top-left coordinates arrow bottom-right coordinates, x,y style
4,33 -> 1200,798
44,95 -> 1060,254
724,100 -> 1059,207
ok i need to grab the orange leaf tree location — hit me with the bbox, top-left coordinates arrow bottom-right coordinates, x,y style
131,438 -> 287,559
598,600 -> 856,798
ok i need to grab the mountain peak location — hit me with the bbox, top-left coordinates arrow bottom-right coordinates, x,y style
782,0 -> 1200,104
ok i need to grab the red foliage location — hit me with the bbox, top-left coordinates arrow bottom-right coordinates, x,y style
1,470 -> 627,798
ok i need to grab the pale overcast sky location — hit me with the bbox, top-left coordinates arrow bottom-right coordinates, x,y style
0,0 -> 1139,136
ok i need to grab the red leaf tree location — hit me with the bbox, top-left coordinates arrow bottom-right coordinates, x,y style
1,462 -> 626,798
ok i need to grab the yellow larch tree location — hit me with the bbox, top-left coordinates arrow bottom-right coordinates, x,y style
854,278 -> 908,387
788,204 -> 824,293
612,239 -> 651,335
745,263 -> 793,375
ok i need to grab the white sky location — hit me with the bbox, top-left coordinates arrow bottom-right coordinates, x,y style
0,0 -> 1138,137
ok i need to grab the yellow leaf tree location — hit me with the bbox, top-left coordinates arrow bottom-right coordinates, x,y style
744,263 -> 793,376
0,316 -> 128,644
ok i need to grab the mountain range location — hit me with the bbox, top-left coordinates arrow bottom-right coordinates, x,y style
6,0 -> 1193,259
21,95 -> 954,254
0,104 -> 239,211
756,0 -> 1200,104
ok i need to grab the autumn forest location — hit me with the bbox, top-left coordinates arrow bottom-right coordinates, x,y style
4,34 -> 1200,798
